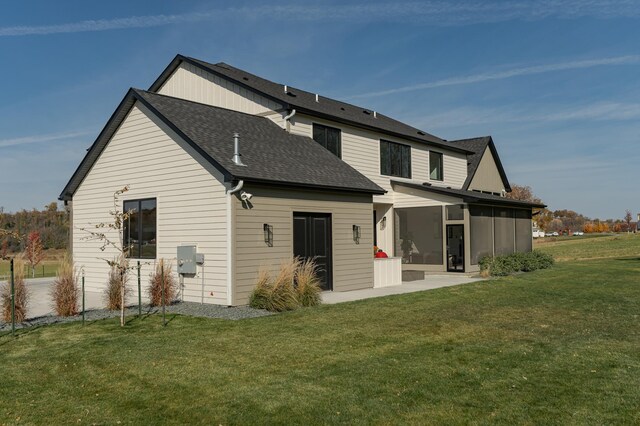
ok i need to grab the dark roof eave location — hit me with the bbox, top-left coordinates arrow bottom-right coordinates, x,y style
59,88 -> 234,201
236,176 -> 386,195
390,180 -> 545,209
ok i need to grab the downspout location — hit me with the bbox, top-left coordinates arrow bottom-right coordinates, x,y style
226,179 -> 243,306
283,109 -> 296,132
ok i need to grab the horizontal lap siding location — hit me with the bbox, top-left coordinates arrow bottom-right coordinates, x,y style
288,114 -> 468,206
73,104 -> 228,305
233,186 -> 373,305
158,63 -> 282,115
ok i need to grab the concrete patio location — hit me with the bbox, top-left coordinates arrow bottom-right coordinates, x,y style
322,275 -> 483,304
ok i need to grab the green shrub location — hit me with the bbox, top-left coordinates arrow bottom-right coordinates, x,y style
479,250 -> 554,277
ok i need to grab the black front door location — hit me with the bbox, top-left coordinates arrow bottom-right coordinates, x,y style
293,213 -> 333,291
446,224 -> 465,272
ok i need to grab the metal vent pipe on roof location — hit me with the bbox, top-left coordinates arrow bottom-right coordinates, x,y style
231,132 -> 246,166
315,94 -> 319,102
284,85 -> 288,93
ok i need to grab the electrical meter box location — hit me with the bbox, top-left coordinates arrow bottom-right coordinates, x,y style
177,245 -> 197,275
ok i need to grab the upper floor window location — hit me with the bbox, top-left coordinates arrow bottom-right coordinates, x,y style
123,198 -> 157,259
312,123 -> 341,158
380,140 -> 411,178
429,151 -> 443,181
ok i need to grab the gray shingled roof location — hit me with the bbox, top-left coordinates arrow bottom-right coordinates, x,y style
391,180 -> 544,208
59,89 -> 385,201
149,55 -> 472,155
449,136 -> 511,192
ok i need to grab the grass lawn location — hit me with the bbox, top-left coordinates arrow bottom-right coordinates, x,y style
535,233 -> 640,261
1,240 -> 639,424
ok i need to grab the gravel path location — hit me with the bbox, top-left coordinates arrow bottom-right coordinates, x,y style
0,301 -> 272,331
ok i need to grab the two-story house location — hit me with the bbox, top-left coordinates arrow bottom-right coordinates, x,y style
60,55 -> 544,306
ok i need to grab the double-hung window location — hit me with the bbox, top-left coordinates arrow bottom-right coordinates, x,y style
380,140 -> 411,178
429,151 -> 443,181
312,123 -> 341,158
123,198 -> 157,259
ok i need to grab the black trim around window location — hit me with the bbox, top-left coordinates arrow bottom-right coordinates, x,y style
429,151 -> 443,181
312,123 -> 341,158
123,198 -> 157,259
380,140 -> 411,178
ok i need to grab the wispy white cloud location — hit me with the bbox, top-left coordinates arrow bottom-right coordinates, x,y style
0,131 -> 91,148
1,1 -> 638,37
348,56 -> 640,99
416,101 -> 640,129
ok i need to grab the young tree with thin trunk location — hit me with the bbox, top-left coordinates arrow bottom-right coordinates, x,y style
24,231 -> 45,278
80,186 -> 133,327
624,210 -> 633,233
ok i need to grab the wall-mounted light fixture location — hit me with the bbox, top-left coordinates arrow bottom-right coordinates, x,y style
352,224 -> 361,244
263,223 -> 273,247
381,216 -> 387,230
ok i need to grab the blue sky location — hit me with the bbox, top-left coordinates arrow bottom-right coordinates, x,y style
1,0 -> 639,219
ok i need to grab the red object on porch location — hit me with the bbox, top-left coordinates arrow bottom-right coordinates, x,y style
375,250 -> 388,258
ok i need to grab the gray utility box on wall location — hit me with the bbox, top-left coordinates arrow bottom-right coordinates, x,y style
177,245 -> 199,275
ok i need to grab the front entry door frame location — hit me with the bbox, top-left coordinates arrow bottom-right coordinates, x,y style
446,224 -> 465,273
293,212 -> 333,291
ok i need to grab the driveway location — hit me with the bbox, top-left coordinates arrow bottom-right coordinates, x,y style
18,278 -> 103,319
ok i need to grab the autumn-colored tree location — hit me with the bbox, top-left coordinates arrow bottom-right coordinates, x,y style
24,231 -> 45,278
505,184 -> 549,230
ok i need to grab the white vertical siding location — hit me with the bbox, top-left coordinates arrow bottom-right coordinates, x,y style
233,186 -> 374,305
157,62 -> 283,115
72,103 -> 229,305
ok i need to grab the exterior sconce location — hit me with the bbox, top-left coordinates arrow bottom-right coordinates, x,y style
263,224 -> 273,247
352,225 -> 361,244
381,216 -> 387,230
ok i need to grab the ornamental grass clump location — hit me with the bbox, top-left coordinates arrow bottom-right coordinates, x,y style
1,257 -> 29,322
249,258 -> 311,312
268,259 -> 299,312
51,254 -> 79,316
148,259 -> 177,307
105,263 -> 129,311
295,258 -> 322,307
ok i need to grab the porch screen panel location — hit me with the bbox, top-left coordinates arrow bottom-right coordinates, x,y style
515,209 -> 533,252
394,206 -> 443,265
494,207 -> 515,255
469,206 -> 493,265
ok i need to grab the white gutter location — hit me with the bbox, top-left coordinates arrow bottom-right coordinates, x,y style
226,179 -> 243,305
283,109 -> 296,131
